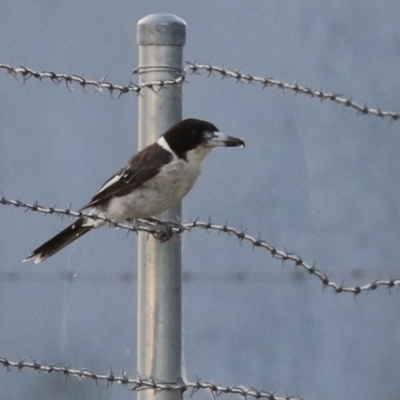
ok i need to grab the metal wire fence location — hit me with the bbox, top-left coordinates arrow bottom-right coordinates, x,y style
1,61 -> 399,120
1,56 -> 400,400
2,196 -> 399,294
0,356 -> 297,400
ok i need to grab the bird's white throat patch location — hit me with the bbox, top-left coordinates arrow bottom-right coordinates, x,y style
186,146 -> 213,165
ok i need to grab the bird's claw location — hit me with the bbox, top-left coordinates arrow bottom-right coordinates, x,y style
152,222 -> 174,243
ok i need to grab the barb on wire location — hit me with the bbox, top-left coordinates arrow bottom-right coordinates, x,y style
0,64 -> 185,97
2,195 -> 399,295
0,356 -> 299,400
185,62 -> 400,121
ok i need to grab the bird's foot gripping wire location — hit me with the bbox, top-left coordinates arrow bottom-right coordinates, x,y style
142,217 -> 183,243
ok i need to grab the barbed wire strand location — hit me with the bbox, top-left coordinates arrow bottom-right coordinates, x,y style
1,62 -> 399,121
2,196 -> 399,295
185,62 -> 400,121
0,63 -> 185,97
0,62 -> 400,121
0,356 -> 299,400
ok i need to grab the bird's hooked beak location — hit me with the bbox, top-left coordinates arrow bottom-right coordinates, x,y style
205,131 -> 245,148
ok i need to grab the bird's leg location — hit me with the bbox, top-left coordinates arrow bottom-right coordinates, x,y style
141,217 -> 183,243
153,221 -> 174,243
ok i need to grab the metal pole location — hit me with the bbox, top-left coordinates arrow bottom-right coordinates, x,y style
136,14 -> 186,400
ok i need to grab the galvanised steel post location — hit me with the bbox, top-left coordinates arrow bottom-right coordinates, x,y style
136,14 -> 186,400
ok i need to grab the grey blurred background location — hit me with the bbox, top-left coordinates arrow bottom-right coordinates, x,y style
1,1 -> 400,399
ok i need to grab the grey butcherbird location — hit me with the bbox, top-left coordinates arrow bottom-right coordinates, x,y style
23,118 -> 245,263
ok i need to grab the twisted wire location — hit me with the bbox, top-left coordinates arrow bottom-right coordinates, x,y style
0,356 -> 298,400
2,196 -> 399,295
0,196 -> 166,235
0,63 -> 185,97
185,62 -> 400,121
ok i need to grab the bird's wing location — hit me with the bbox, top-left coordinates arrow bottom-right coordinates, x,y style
80,143 -> 173,210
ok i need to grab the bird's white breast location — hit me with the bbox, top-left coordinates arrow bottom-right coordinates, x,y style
104,158 -> 203,221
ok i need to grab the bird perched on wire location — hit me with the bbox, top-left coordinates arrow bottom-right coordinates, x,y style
23,118 -> 245,263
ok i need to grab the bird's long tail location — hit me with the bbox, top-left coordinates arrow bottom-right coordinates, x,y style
22,218 -> 92,264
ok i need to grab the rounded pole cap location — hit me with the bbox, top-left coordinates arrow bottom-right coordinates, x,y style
137,14 -> 186,45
